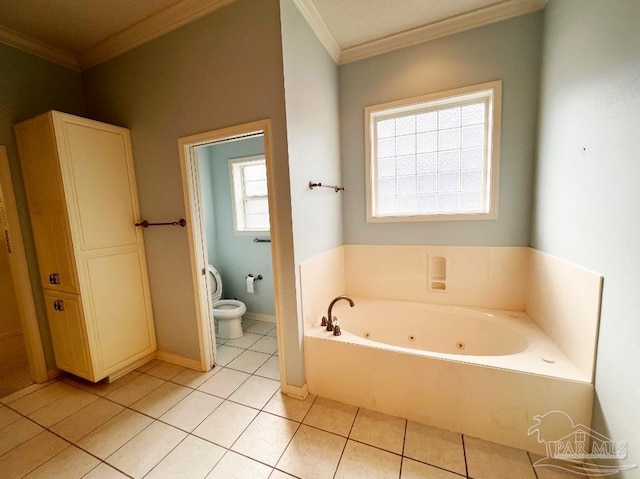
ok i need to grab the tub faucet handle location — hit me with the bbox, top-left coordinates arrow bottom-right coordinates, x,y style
327,316 -> 336,332
321,316 -> 328,327
333,324 -> 342,336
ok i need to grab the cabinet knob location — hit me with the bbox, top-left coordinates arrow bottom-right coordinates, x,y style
49,273 -> 61,285
53,299 -> 65,311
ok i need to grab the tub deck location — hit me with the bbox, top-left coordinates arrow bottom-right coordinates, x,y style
304,297 -> 593,455
309,297 -> 588,382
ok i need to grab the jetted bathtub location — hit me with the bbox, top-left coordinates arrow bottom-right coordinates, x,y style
304,297 -> 594,454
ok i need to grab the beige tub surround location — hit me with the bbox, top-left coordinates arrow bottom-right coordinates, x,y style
300,244 -> 602,454
299,246 -> 345,333
526,249 -> 603,381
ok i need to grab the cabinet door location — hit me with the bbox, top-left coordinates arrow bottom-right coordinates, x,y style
56,117 -> 139,251
43,290 -> 93,380
15,115 -> 79,293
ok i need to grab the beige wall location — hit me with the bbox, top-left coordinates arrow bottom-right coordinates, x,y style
0,42 -> 86,369
81,0 -> 303,385
0,243 -> 21,336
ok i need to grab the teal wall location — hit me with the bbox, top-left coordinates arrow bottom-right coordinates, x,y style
533,1 -> 640,473
339,13 -> 542,246
199,137 -> 275,317
0,42 -> 86,370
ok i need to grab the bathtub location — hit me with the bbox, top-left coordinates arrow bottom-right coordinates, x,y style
304,297 -> 594,454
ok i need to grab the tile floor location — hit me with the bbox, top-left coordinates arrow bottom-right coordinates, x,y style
0,319 -> 582,478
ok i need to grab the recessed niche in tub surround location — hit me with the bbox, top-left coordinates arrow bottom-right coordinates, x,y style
300,244 -> 602,379
344,244 -> 529,311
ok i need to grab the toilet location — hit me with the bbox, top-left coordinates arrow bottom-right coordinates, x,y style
208,265 -> 247,339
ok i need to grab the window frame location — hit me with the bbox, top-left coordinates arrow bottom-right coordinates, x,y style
364,80 -> 502,222
228,154 -> 270,234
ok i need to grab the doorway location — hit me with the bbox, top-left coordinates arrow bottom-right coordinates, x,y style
0,145 -> 48,397
178,121 -> 284,386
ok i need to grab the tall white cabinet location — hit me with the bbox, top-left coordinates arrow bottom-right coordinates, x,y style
15,111 -> 156,382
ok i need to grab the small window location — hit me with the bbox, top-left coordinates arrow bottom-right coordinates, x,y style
365,81 -> 501,222
229,155 -> 270,233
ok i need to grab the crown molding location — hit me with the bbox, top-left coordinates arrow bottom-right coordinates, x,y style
77,0 -> 236,70
0,0 -> 546,71
290,0 -> 340,63
0,24 -> 79,70
338,0 -> 548,65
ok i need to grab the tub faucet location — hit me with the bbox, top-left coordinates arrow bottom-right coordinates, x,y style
321,295 -> 355,334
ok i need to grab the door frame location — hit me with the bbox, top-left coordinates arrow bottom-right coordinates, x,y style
178,120 -> 285,381
0,145 -> 48,382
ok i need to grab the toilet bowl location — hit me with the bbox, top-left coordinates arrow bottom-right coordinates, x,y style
208,265 -> 247,339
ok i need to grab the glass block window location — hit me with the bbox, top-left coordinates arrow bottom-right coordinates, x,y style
365,81 -> 501,222
230,155 -> 270,232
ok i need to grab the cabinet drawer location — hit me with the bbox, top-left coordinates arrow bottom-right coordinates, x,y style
43,290 -> 93,380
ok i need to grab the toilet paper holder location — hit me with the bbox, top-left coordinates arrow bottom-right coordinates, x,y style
246,274 -> 263,281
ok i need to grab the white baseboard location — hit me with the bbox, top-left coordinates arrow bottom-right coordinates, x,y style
244,313 -> 276,323
155,351 -> 203,371
282,382 -> 308,400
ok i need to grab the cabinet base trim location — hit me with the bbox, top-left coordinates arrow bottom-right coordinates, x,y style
105,353 -> 155,382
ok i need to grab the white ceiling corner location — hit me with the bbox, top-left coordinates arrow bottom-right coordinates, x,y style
77,0 -> 236,70
0,0 -> 547,71
0,23 -> 80,70
290,0 -> 341,63
297,0 -> 548,65
0,0 -> 236,71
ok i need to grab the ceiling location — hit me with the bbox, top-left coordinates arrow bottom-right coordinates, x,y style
0,0 -> 546,70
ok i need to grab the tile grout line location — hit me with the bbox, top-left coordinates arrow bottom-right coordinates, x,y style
143,324 -> 283,471
207,385 -> 285,474
399,419 -> 408,479
330,405 -> 361,478
527,450 -> 541,479
2,403 -> 135,479
0,321 -> 278,478
271,424 -> 303,478
5,371 -> 224,476
462,435 -> 470,478
4,337 -> 471,479
292,400 -> 456,473
91,352 -> 269,477
219,355 -> 305,477
6,371 -> 479,478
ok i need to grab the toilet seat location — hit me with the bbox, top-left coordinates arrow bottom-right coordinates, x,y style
208,265 -> 223,302
213,299 -> 247,318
